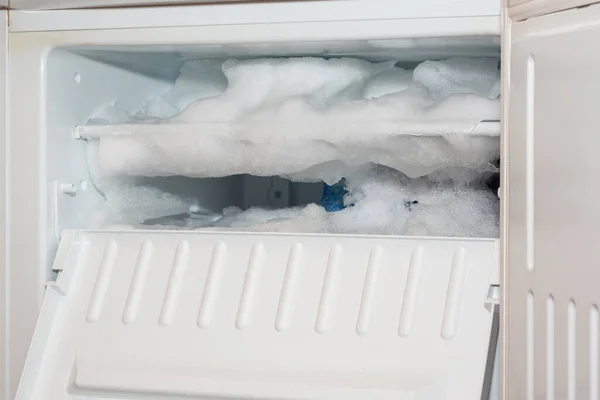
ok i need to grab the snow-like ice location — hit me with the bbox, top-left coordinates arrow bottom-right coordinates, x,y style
212,167 -> 499,237
413,57 -> 501,100
87,59 -> 227,124
363,67 -> 413,99
86,57 -> 500,183
92,182 -> 199,227
98,166 -> 498,238
86,56 -> 500,238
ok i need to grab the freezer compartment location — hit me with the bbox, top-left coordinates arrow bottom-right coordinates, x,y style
11,32 -> 503,400
5,13 -> 507,400
46,37 -> 500,239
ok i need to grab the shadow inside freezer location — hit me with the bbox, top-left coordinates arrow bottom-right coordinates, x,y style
79,56 -> 500,237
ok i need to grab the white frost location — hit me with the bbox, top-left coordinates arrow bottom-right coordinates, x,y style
86,57 -> 500,184
86,56 -> 500,238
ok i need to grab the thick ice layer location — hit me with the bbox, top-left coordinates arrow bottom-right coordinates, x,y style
86,57 -> 500,184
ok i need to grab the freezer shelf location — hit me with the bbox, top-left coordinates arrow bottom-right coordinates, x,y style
78,120 -> 500,180
17,230 -> 499,400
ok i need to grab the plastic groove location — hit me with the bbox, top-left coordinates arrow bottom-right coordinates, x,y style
236,243 -> 265,330
275,243 -> 303,332
122,240 -> 153,324
441,247 -> 468,340
159,241 -> 190,326
526,54 -> 535,272
315,244 -> 341,334
197,241 -> 227,328
568,300 -> 576,400
546,295 -> 555,400
527,291 -> 534,400
86,239 -> 118,323
399,246 -> 424,338
591,305 -> 599,400
357,246 -> 383,336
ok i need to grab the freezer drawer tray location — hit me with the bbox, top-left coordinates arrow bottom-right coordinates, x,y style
17,230 -> 499,400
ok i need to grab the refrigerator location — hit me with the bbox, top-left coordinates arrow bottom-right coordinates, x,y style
1,0 -> 596,399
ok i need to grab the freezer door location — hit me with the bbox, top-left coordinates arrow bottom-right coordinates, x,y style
16,230 -> 498,400
507,4 -> 600,400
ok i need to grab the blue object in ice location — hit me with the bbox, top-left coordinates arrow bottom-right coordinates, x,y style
321,181 -> 348,212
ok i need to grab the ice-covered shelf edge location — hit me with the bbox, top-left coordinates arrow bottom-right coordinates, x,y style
74,120 -> 499,139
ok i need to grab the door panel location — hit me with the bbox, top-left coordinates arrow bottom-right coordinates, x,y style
508,4 -> 600,399
16,231 -> 498,400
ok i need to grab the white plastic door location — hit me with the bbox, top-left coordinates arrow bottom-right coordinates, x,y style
507,4 -> 600,399
16,230 -> 499,400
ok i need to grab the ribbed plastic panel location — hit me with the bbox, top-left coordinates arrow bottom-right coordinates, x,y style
17,230 -> 498,400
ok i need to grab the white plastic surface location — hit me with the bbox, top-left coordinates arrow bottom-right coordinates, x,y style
507,3 -> 600,399
17,230 -> 498,400
7,43 -> 179,398
9,0 -> 500,32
